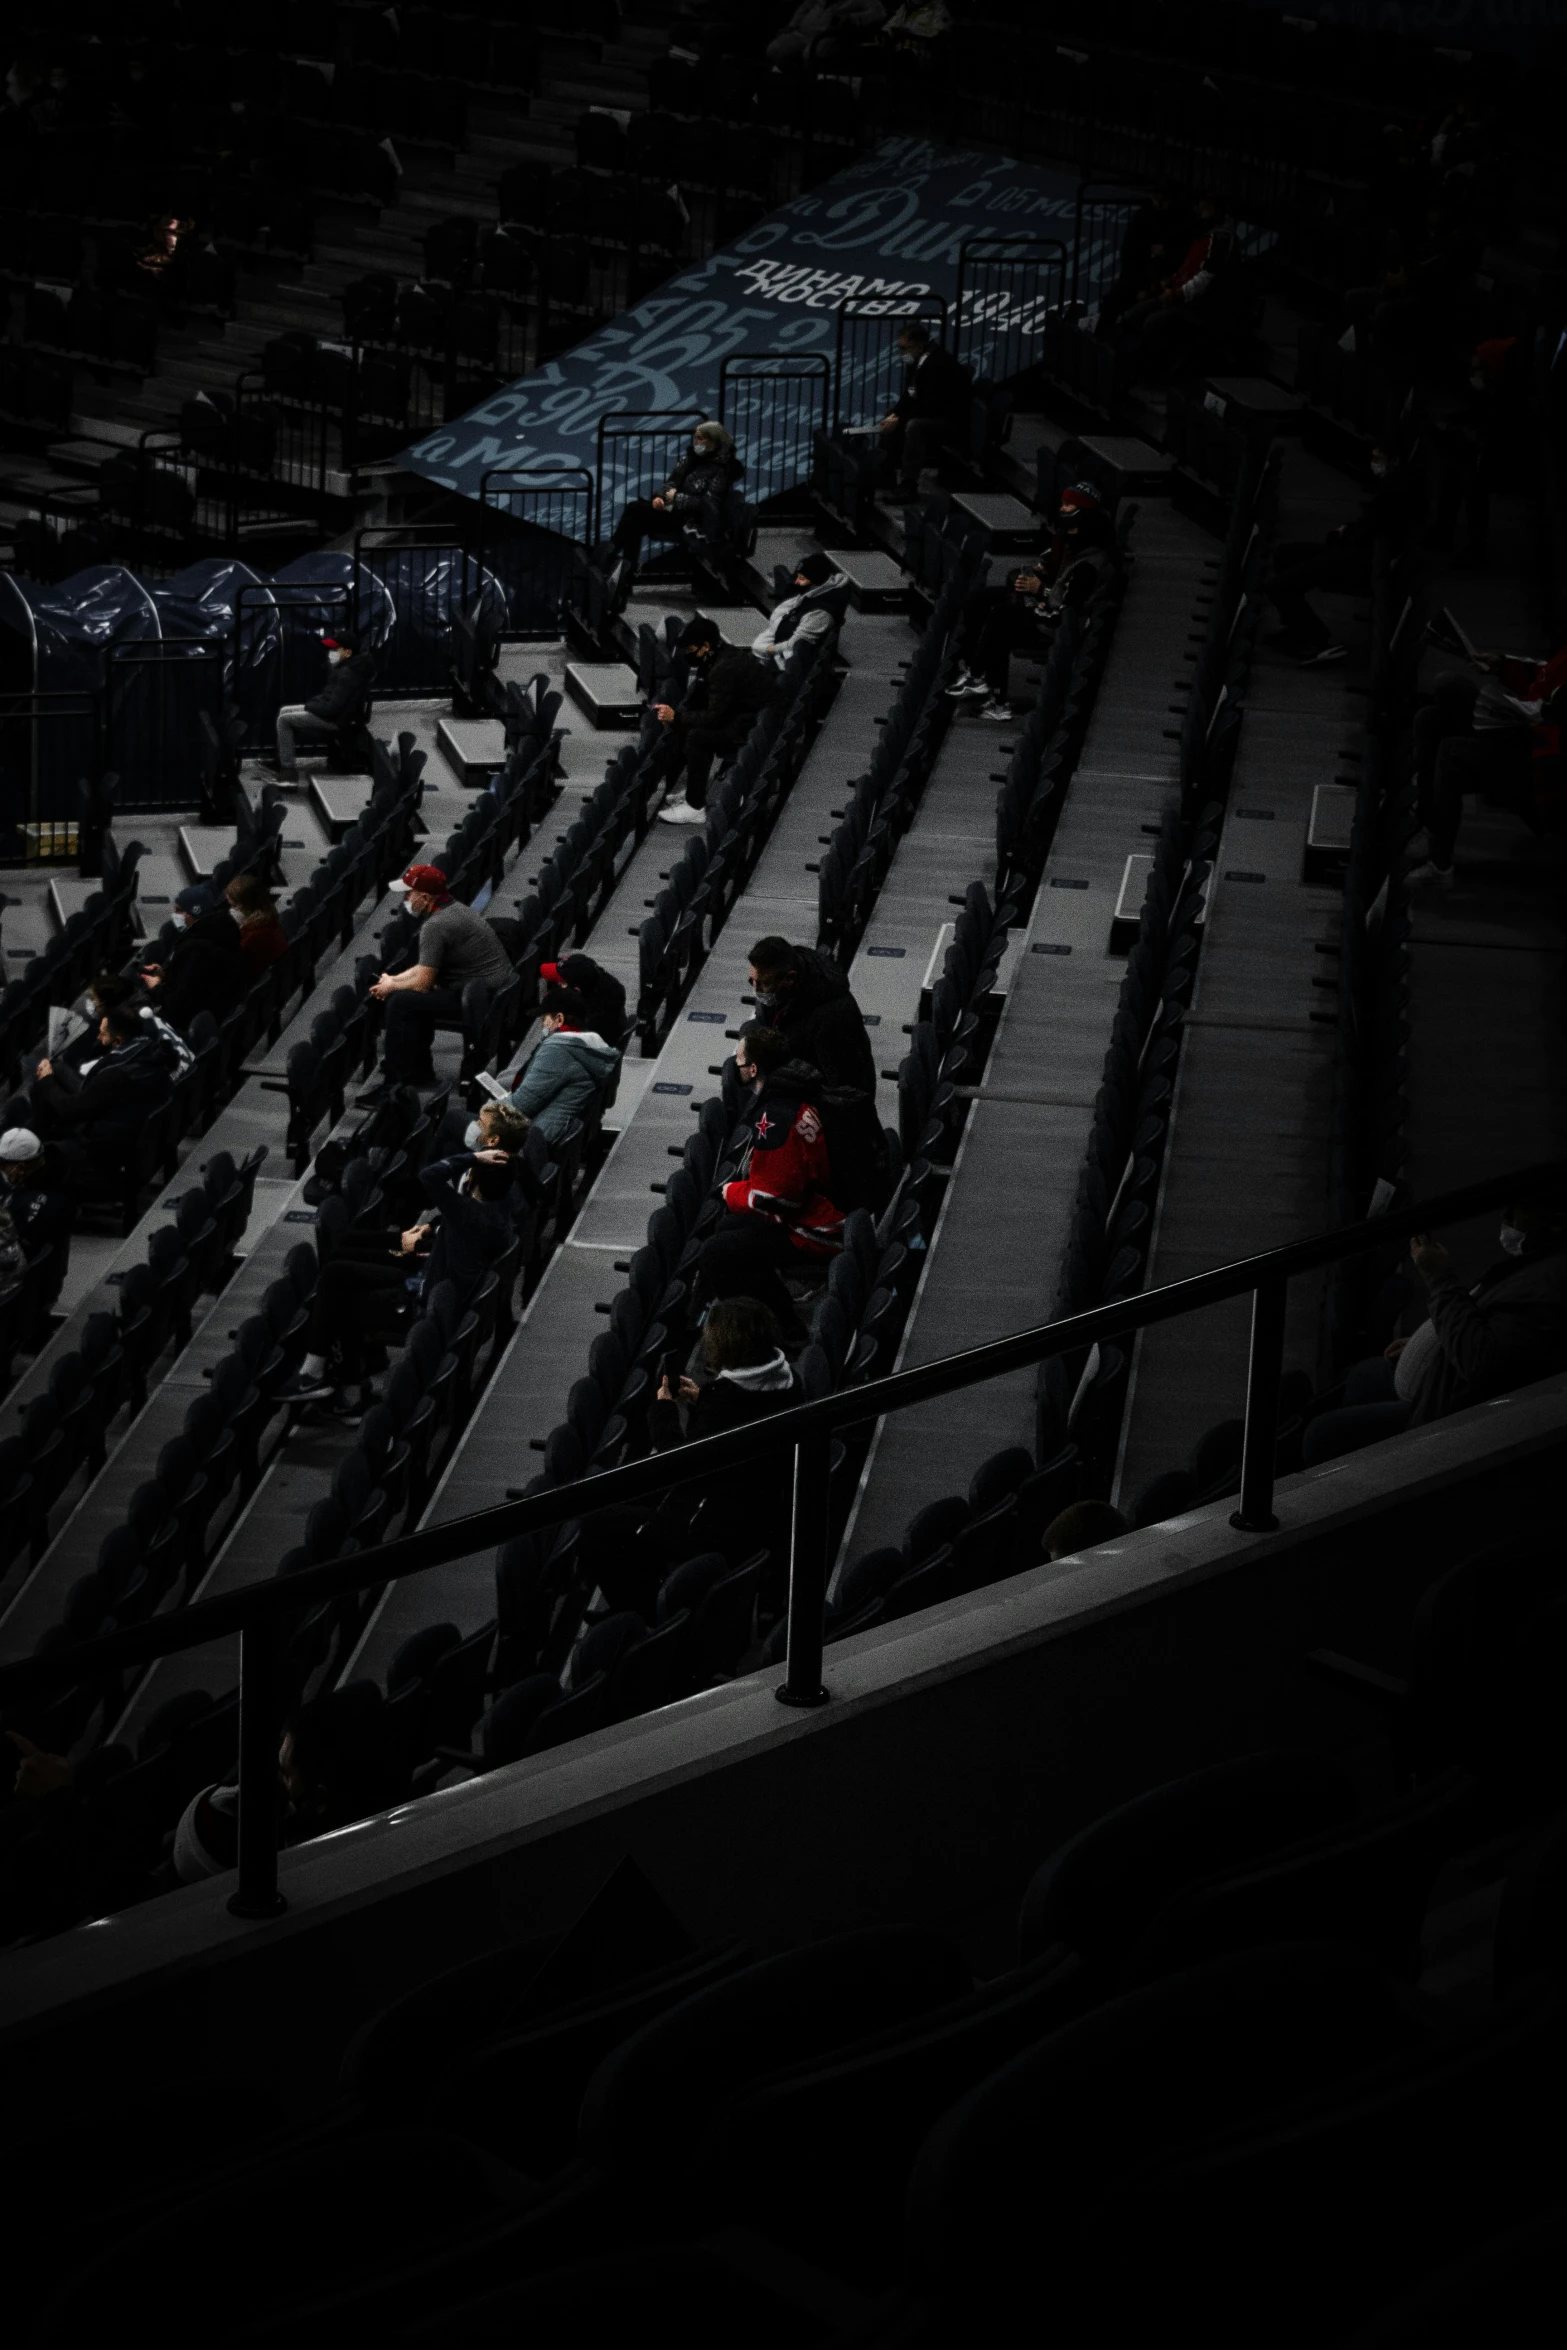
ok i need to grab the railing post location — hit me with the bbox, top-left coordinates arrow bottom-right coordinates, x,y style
777,1428 -> 831,1709
1231,1273 -> 1288,1535
227,1614 -> 287,1920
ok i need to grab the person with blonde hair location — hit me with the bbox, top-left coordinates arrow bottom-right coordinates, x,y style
603,418 -> 743,602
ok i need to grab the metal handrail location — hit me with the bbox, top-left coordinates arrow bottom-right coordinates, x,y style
4,1157 -> 1562,1915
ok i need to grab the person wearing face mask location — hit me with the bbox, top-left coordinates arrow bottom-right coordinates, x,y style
745,934 -> 876,1096
653,616 -> 777,824
1263,444 -> 1416,669
751,550 -> 851,674
948,487 -> 1121,718
1302,1192 -> 1567,1464
602,422 -> 742,606
139,882 -> 249,1033
273,632 -> 379,778
501,985 -> 622,1144
359,863 -> 514,1104
877,319 -> 972,502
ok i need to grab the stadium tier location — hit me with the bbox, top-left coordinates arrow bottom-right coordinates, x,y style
1,3 -> 1566,2335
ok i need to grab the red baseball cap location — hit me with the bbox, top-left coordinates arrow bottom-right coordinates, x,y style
1058,480 -> 1104,513
539,961 -> 562,985
401,864 -> 448,894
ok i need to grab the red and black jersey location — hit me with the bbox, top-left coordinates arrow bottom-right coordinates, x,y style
722,1064 -> 845,1258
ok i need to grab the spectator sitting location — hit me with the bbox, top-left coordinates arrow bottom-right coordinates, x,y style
1406,635 -> 1567,890
278,1145 -> 521,1411
603,421 -> 741,605
1042,1500 -> 1129,1560
697,1025 -> 845,1329
502,985 -> 623,1145
947,485 -> 1120,718
746,932 -> 877,1094
31,1005 -> 173,1190
0,1126 -> 71,1256
878,319 -> 972,502
273,632 -> 378,778
538,952 -> 627,1045
141,882 -> 248,1032
1302,1195 -> 1567,1466
766,0 -> 885,67
226,872 -> 288,973
358,864 -> 514,1106
1264,444 -> 1417,669
1093,188 -> 1195,336
1112,191 -> 1236,387
751,550 -> 851,674
171,1695 -> 394,1885
653,616 -> 777,826
576,1295 -> 800,1618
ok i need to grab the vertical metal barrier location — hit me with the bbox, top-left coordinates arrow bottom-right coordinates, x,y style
953,237 -> 1067,390
831,294 -> 948,434
474,467 -> 594,634
1070,181 -> 1153,309
231,581 -> 352,761
234,373 -> 332,540
103,641 -> 227,812
353,527 -> 474,697
128,431 -> 203,574
593,410 -> 708,549
717,353 -> 831,507
0,691 -> 101,863
1231,1275 -> 1288,1534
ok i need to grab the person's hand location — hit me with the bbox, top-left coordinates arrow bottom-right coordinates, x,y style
1410,1233 -> 1452,1279
1473,648 -> 1503,673
399,1224 -> 429,1255
142,967 -> 161,989
35,1057 -> 51,1079
652,495 -> 666,510
8,1731 -> 72,1800
879,413 -> 898,433
677,1375 -> 699,1401
653,702 -> 675,725
472,1147 -> 510,1165
1384,1334 -> 1409,1361
369,973 -> 395,1001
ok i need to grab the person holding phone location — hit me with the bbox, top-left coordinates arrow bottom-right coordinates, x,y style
1406,635 -> 1567,889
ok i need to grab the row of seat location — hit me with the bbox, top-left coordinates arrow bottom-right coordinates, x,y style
993,569 -> 1129,901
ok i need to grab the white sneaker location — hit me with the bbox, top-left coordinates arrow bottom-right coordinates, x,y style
658,801 -> 706,824
1405,859 -> 1454,892
980,696 -> 1013,721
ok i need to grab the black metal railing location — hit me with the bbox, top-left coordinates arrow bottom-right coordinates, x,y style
1,1160 -> 1562,1919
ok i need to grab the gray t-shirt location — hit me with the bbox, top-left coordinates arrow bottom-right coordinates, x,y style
418,902 -> 512,992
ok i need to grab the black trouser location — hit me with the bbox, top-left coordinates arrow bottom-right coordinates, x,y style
307,1251 -> 417,1375
671,722 -> 747,809
696,1211 -> 810,1330
1266,538 -> 1369,651
886,414 -> 955,495
1412,673 -> 1534,865
381,985 -> 463,1082
963,589 -> 1045,691
610,497 -> 686,569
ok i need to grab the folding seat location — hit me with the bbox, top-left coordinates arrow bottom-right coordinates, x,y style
332,1449 -> 391,1552
521,1670 -> 609,1756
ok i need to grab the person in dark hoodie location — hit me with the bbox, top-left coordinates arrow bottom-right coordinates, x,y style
140,882 -> 249,1033
604,420 -> 742,603
575,1295 -> 800,1615
538,954 -> 627,1046
1302,1189 -> 1567,1464
276,1146 -> 519,1411
31,1004 -> 173,1187
654,616 -> 777,824
274,631 -> 379,776
503,985 -> 623,1144
746,934 -> 877,1096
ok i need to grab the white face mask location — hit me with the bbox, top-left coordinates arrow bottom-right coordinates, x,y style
463,1119 -> 484,1151
327,648 -> 346,665
1369,459 -> 1389,478
1498,1221 -> 1528,1256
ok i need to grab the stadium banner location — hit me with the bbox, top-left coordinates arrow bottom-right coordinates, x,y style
402,138 -> 1114,511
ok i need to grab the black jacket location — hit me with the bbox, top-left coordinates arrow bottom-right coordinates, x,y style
895,342 -> 972,426
661,446 -> 743,532
418,1153 -> 515,1299
9,1182 -> 71,1252
646,1349 -> 799,1549
158,906 -> 249,1032
36,1036 -> 172,1136
760,947 -> 877,1096
678,646 -> 777,744
304,649 -> 378,726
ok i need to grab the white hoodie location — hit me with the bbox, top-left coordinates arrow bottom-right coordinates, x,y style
752,573 -> 849,670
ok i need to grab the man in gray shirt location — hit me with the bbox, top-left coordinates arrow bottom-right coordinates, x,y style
359,862 -> 512,1102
